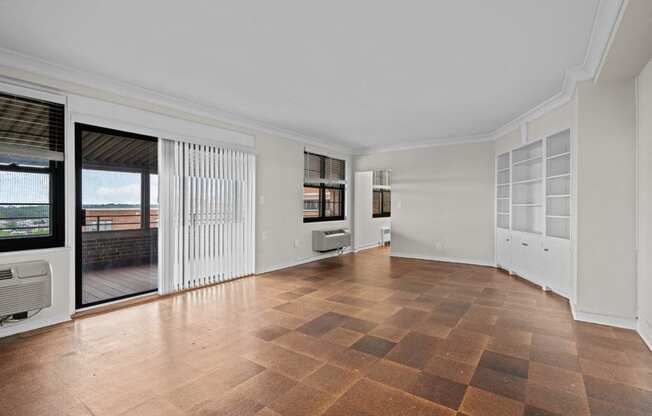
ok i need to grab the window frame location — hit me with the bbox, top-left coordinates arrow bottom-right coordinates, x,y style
373,189 -> 391,218
0,159 -> 65,252
303,152 -> 346,223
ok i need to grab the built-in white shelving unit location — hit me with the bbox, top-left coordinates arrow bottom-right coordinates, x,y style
511,139 -> 543,234
496,152 -> 510,229
495,128 -> 573,299
545,130 -> 571,239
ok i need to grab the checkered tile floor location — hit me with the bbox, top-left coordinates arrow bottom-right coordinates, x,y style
1,247 -> 651,415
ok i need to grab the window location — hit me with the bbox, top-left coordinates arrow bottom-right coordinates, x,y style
303,152 -> 345,222
0,92 -> 65,252
81,169 -> 160,232
372,170 -> 391,218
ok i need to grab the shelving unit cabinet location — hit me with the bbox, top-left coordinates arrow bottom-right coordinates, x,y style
495,129 -> 573,298
496,152 -> 511,270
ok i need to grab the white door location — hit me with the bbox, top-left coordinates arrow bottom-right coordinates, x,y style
496,229 -> 512,270
543,238 -> 572,297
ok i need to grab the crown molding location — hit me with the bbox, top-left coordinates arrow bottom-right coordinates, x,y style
356,0 -> 625,155
0,46 -> 353,155
353,133 -> 494,156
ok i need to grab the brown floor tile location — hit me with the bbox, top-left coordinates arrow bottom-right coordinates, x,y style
526,383 -> 590,416
410,371 -> 468,410
327,294 -> 377,309
583,374 -> 652,414
268,383 -> 336,416
523,405 -> 561,416
528,361 -> 585,397
366,358 -> 420,392
384,307 -> 429,329
245,343 -> 323,380
302,364 -> 361,396
424,356 -> 476,385
470,366 -> 527,401
321,327 -> 364,347
369,325 -> 410,342
529,347 -> 581,372
254,325 -> 291,341
331,378 -> 456,416
295,312 -> 349,337
459,387 -> 525,416
478,350 -> 529,379
230,369 -> 298,406
328,347 -> 379,373
386,331 -> 441,369
351,335 -> 396,358
588,397 -> 647,416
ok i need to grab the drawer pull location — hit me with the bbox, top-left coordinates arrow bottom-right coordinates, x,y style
522,243 -> 528,247
543,248 -> 549,252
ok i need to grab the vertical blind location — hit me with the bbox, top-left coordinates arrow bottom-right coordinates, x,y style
159,140 -> 255,294
0,92 -> 65,161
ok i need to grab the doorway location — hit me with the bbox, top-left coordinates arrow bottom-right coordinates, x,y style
75,123 -> 158,308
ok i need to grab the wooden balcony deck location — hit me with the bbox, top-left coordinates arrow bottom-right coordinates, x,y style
82,264 -> 158,305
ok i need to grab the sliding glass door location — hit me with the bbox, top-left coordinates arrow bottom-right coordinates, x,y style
75,123 -> 158,308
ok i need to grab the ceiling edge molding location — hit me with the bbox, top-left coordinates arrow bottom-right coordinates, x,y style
356,0 -> 625,156
0,46 -> 353,154
353,133 -> 494,156
594,0 -> 630,82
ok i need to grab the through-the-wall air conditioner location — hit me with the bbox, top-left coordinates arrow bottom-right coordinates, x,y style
0,261 -> 51,317
312,229 -> 351,252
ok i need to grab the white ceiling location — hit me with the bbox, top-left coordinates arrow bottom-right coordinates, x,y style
0,0 -> 601,151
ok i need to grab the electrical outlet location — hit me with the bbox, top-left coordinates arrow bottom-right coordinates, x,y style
259,195 -> 265,205
293,239 -> 300,248
435,242 -> 444,250
262,231 -> 268,240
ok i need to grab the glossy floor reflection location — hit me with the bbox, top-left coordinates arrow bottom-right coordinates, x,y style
0,247 -> 651,415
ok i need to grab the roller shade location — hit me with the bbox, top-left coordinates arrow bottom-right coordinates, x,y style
0,92 -> 65,161
304,152 -> 346,185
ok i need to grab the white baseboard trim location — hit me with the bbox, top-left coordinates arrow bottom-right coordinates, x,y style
0,313 -> 71,339
353,242 -> 382,253
570,303 -> 637,330
638,317 -> 652,351
257,248 -> 353,275
390,252 -> 495,268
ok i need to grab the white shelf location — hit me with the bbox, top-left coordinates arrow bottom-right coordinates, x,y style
497,168 -> 510,173
546,215 -> 570,219
512,156 -> 542,166
512,228 -> 543,235
547,151 -> 570,160
546,194 -> 570,198
546,173 -> 570,180
497,197 -> 510,200
513,204 -> 542,207
513,178 -> 542,185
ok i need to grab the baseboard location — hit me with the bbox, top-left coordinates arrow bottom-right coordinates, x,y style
354,242 -> 382,253
0,313 -> 71,339
390,252 -> 495,268
570,303 -> 637,330
257,248 -> 353,274
638,317 -> 652,351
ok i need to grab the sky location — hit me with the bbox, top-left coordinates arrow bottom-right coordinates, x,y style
0,169 -> 158,206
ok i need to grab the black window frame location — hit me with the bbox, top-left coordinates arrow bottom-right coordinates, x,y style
0,159 -> 65,252
303,152 -> 345,223
373,189 -> 391,218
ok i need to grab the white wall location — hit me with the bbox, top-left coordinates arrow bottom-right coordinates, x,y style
355,142 -> 495,265
255,134 -> 352,273
575,79 -> 637,325
353,171 -> 390,251
637,58 -> 652,346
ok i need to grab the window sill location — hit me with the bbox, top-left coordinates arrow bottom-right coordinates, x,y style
303,218 -> 346,224
0,245 -> 71,257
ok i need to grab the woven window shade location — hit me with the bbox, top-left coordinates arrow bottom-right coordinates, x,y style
0,92 -> 65,161
373,170 -> 391,189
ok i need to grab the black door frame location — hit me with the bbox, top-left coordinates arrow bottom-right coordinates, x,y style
74,122 -> 159,309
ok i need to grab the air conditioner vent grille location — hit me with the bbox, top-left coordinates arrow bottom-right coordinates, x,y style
0,269 -> 12,280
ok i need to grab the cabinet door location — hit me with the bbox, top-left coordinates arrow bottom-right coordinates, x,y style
512,234 -> 530,277
543,238 -> 571,297
496,229 -> 512,270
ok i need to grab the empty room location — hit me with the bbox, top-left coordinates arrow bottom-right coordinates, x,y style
1,1 -> 651,415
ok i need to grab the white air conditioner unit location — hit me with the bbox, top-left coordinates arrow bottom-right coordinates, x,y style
0,261 -> 51,317
312,229 -> 351,252
381,226 -> 391,245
